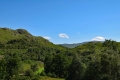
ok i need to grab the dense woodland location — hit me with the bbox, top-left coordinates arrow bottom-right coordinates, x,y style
0,28 -> 120,80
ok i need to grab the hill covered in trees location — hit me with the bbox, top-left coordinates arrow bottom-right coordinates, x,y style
0,27 -> 120,80
0,27 -> 70,80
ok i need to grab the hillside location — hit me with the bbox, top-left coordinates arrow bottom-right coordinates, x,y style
0,28 -> 52,47
0,27 -> 72,80
0,28 -> 32,42
0,27 -> 67,50
1,27 -> 120,80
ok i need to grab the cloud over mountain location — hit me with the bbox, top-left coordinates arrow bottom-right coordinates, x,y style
59,33 -> 69,38
92,36 -> 105,41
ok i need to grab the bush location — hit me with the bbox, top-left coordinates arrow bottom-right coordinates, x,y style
25,69 -> 34,77
51,73 -> 56,78
47,72 -> 52,77
40,71 -> 46,76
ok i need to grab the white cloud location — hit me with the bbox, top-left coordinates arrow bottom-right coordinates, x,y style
91,36 -> 105,41
43,36 -> 51,40
59,33 -> 69,38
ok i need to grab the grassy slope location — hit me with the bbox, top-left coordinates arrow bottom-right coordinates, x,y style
36,67 -> 44,74
0,28 -> 24,43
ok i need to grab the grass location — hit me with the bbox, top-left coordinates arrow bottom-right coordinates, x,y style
21,60 -> 44,73
40,76 -> 64,80
36,67 -> 44,74
22,62 -> 31,70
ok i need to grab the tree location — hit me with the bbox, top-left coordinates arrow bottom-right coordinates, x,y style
31,64 -> 38,72
66,57 -> 85,80
44,53 -> 71,78
0,53 -> 21,80
0,59 -> 6,79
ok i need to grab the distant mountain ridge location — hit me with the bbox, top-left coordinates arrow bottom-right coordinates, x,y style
60,41 -> 104,48
59,42 -> 85,48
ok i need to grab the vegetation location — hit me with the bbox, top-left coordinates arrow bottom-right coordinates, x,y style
0,27 -> 120,80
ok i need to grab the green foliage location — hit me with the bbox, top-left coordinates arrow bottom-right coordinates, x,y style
25,69 -> 34,77
40,71 -> 46,76
36,67 -> 44,75
0,53 -> 21,80
66,57 -> 85,80
44,53 -> 72,78
31,63 -> 38,72
66,40 -> 120,80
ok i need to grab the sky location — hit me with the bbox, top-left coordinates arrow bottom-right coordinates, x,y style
0,0 -> 120,44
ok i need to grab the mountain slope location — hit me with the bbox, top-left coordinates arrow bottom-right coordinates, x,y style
0,27 -> 66,50
0,28 -> 31,42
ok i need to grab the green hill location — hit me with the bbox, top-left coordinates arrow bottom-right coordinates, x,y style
0,27 -> 72,80
0,27 -> 67,50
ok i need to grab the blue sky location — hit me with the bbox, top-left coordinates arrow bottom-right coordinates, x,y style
0,0 -> 120,44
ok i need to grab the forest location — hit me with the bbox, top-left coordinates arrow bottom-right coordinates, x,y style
0,27 -> 120,80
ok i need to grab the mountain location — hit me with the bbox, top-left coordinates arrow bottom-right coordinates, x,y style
60,42 -> 86,48
0,27 -> 66,49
